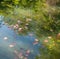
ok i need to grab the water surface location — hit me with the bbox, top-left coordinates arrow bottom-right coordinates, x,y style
0,22 -> 40,59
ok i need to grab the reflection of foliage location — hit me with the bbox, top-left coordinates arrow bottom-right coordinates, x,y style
0,0 -> 60,59
3,0 -> 60,36
36,36 -> 60,59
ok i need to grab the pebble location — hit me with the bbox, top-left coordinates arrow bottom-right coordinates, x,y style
35,39 -> 39,42
44,39 -> 48,43
4,37 -> 8,40
9,44 -> 14,48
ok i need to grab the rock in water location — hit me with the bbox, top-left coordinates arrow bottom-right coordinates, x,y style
57,33 -> 60,39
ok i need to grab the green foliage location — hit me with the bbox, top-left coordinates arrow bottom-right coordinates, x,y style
0,0 -> 60,59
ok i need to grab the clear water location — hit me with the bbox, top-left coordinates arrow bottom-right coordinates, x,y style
0,22 -> 40,59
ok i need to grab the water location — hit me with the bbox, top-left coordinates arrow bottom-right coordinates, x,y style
0,22 -> 40,59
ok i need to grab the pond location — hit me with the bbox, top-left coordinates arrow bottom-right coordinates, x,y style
0,21 -> 40,59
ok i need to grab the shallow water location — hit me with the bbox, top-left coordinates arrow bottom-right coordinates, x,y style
0,22 -> 40,59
